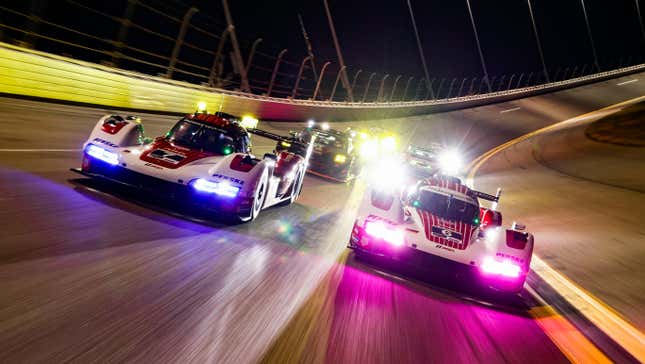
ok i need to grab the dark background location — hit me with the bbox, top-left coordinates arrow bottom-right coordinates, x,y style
1,0 -> 644,99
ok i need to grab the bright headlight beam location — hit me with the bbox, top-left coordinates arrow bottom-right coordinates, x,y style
86,144 -> 119,165
192,178 -> 240,198
438,149 -> 463,175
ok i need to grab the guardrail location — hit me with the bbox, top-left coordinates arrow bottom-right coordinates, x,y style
1,42 -> 644,121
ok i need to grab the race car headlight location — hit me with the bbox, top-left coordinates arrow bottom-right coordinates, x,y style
364,220 -> 405,247
438,149 -> 463,175
334,154 -> 347,164
85,144 -> 119,165
380,136 -> 397,152
480,257 -> 521,278
359,139 -> 379,158
191,178 -> 240,198
241,115 -> 259,129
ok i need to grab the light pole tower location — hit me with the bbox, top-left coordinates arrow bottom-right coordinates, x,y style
323,0 -> 354,101
579,0 -> 600,72
465,0 -> 491,93
406,0 -> 434,99
526,0 -> 549,83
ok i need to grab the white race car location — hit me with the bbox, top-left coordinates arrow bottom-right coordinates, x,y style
72,111 -> 313,222
348,175 -> 534,293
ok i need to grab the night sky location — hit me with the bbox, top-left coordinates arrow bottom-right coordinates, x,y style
2,0 -> 644,97
225,0 -> 645,77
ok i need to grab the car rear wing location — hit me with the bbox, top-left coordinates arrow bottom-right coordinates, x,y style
247,128 -> 313,158
471,187 -> 502,203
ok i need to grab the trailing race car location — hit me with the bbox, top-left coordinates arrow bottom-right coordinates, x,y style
278,122 -> 359,182
72,109 -> 313,222
405,144 -> 464,178
348,174 -> 534,293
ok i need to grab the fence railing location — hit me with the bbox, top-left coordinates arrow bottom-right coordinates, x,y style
1,0 -> 643,105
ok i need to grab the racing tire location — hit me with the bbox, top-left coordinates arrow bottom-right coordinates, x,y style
238,171 -> 268,222
278,166 -> 303,206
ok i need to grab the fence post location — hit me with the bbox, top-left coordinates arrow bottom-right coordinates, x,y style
468,78 -> 477,95
111,0 -> 138,66
292,55 -> 312,98
209,28 -> 230,86
446,78 -> 457,98
329,65 -> 346,101
526,72 -> 534,86
497,75 -> 506,91
457,78 -> 467,97
245,38 -> 263,76
402,76 -> 414,101
312,61 -> 332,100
515,73 -> 524,88
435,78 -> 446,99
571,66 -> 578,78
414,78 -> 424,100
477,78 -> 487,94
505,74 -> 514,90
554,67 -> 562,81
376,74 -> 390,102
222,0 -> 250,92
424,78 -> 435,99
166,7 -> 199,79
388,75 -> 402,102
349,69 -> 362,100
266,49 -> 287,96
362,73 -> 377,102
580,64 -> 587,76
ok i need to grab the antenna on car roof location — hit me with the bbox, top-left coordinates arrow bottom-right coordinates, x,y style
491,188 -> 502,211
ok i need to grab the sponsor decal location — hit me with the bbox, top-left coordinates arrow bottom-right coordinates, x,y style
212,173 -> 245,185
431,226 -> 462,242
93,137 -> 119,148
435,244 -> 455,252
144,162 -> 163,169
496,252 -> 524,264
149,149 -> 186,165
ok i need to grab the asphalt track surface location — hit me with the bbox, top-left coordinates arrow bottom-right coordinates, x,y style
0,73 -> 643,363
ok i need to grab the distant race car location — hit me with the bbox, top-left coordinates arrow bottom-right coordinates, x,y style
405,144 -> 464,178
348,174 -> 534,293
72,108 -> 313,222
278,122 -> 359,182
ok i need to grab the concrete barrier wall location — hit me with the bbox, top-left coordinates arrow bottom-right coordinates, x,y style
1,42 -> 643,121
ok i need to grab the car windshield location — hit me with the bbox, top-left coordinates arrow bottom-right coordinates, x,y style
416,190 -> 478,225
167,119 -> 238,154
315,132 -> 347,150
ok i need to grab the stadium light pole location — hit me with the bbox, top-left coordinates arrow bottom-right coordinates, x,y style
635,0 -> 645,46
322,0 -> 354,101
579,0 -> 600,72
526,0 -> 550,83
465,0 -> 491,93
406,0 -> 435,99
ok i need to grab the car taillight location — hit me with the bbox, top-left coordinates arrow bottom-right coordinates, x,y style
364,220 -> 405,247
506,230 -> 529,249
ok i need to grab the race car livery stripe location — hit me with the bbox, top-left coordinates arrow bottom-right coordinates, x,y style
423,177 -> 470,195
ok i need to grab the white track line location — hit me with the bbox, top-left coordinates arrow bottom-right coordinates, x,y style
617,79 -> 638,86
500,107 -> 521,114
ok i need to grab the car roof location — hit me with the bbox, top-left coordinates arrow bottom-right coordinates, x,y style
184,113 -> 248,139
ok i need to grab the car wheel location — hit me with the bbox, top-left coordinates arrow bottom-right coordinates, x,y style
238,172 -> 267,222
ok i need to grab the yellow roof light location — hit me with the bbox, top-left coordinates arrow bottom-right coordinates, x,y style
241,115 -> 259,129
197,101 -> 207,113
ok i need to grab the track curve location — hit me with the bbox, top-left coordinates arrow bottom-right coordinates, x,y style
0,73 -> 643,363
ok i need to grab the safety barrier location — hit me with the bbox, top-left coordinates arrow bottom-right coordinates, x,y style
1,42 -> 644,121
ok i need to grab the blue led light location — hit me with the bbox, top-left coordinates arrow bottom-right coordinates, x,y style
86,144 -> 119,165
191,178 -> 240,198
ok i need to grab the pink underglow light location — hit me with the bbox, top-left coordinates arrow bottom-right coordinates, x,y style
480,257 -> 521,278
364,220 -> 405,247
